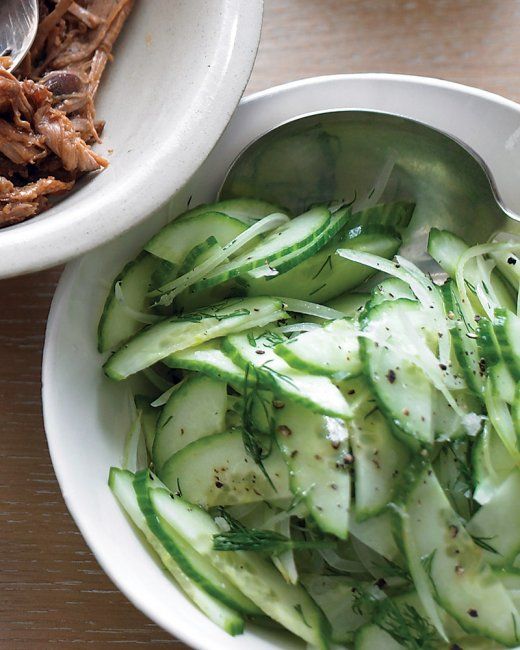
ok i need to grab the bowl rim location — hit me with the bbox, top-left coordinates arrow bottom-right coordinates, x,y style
42,72 -> 520,649
0,0 -> 263,279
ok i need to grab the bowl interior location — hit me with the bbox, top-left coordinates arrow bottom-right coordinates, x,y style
0,0 -> 262,278
43,74 -> 520,650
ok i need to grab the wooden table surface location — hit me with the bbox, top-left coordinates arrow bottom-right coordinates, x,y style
1,0 -> 520,647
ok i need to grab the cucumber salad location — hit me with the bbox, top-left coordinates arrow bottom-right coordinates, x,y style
99,194 -> 520,649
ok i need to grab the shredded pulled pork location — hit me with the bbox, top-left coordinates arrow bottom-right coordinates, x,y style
0,0 -> 133,228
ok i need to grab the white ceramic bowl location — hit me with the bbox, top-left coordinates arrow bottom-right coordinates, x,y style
0,0 -> 262,279
43,74 -> 520,649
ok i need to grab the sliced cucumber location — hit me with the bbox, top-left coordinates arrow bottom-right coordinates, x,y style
354,624 -> 404,649
427,228 -> 516,313
108,468 -> 244,635
489,248 -> 520,290
246,225 -> 402,303
349,511 -> 400,561
441,280 -> 484,398
494,308 -> 520,381
133,470 -> 259,615
193,206 -> 331,290
149,486 -> 331,648
223,330 -> 352,419
145,211 -> 248,264
326,292 -> 370,317
248,206 -> 351,279
489,361 -> 516,405
159,430 -> 291,507
433,439 -> 472,520
477,316 -> 502,369
134,395 -> 160,456
275,318 -> 361,378
397,464 -> 520,646
473,423 -> 516,505
467,470 -> 520,567
177,198 -> 290,223
361,299 -> 434,448
153,375 -> 227,471
349,200 -> 415,232
274,401 -> 351,539
104,297 -> 287,380
98,253 -> 162,353
368,276 -> 415,308
176,236 -> 220,277
350,408 -> 409,520
164,340 -> 246,387
300,575 -> 368,643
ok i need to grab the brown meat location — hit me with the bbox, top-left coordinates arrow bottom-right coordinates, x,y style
0,0 -> 133,228
0,120 -> 46,165
34,103 -> 108,172
68,2 -> 103,29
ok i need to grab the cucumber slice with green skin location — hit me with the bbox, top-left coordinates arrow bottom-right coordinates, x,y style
273,401 -> 351,539
349,200 -> 415,232
427,228 -> 516,314
133,470 -> 259,615
104,297 -> 288,381
396,463 -> 520,646
473,423 -> 517,505
477,316 -> 502,369
484,375 -> 520,462
148,486 -> 331,648
159,430 -> 291,507
98,253 -> 163,353
325,292 -> 370,317
300,575 -> 368,643
108,468 -> 245,636
350,408 -> 409,520
247,206 -> 351,279
494,308 -> 520,381
223,330 -> 352,419
164,340 -> 246,387
489,362 -> 516,405
368,276 -> 416,309
354,624 -> 403,649
514,383 -> 520,435
134,395 -> 160,456
361,299 -> 434,448
275,318 -> 362,379
153,375 -> 227,471
192,206 -> 331,291
467,470 -> 520,567
489,249 -> 520,290
441,281 -> 485,399
177,198 -> 290,223
176,236 -> 220,277
144,211 -> 248,265
245,225 -> 402,303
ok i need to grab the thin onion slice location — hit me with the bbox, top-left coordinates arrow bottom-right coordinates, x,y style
152,212 -> 290,305
280,297 -> 345,320
114,282 -> 161,324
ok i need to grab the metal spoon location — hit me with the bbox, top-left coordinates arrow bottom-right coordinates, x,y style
0,0 -> 39,73
219,110 -> 520,260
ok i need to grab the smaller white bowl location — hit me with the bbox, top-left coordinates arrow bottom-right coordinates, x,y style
43,74 -> 520,649
0,0 -> 262,279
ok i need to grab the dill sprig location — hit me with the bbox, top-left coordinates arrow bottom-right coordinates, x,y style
353,588 -> 438,649
173,307 -> 250,323
470,534 -> 499,555
213,509 -> 331,554
241,365 -> 275,489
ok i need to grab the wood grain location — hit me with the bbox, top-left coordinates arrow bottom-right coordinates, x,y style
1,0 -> 520,647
